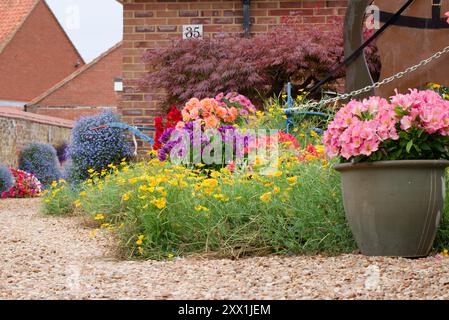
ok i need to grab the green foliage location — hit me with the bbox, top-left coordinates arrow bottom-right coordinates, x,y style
44,158 -> 357,259
356,126 -> 449,163
42,162 -> 449,260
435,172 -> 449,252
42,181 -> 78,216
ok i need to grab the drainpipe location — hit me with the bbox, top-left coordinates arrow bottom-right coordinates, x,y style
242,0 -> 251,37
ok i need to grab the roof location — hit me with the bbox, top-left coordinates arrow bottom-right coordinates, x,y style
0,0 -> 39,53
27,42 -> 123,107
0,107 -> 74,128
0,0 -> 84,61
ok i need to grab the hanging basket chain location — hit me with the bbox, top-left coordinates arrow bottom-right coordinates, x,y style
283,44 -> 449,112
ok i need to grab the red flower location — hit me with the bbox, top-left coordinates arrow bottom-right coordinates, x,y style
153,105 -> 182,150
166,105 -> 182,124
1,168 -> 42,198
278,131 -> 301,149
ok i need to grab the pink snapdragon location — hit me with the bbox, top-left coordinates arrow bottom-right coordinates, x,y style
323,89 -> 449,160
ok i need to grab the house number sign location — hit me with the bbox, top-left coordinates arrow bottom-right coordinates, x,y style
182,25 -> 203,39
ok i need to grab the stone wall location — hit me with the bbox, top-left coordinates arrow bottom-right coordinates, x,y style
0,108 -> 73,167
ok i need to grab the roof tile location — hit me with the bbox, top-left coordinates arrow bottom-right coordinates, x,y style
0,0 -> 38,49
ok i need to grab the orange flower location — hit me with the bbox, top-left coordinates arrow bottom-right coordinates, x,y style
185,98 -> 201,112
224,107 -> 238,122
190,107 -> 200,120
216,106 -> 228,119
201,98 -> 218,116
204,115 -> 219,128
182,110 -> 191,122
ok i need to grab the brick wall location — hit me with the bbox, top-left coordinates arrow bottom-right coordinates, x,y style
27,43 -> 122,121
121,0 -> 347,147
0,108 -> 73,167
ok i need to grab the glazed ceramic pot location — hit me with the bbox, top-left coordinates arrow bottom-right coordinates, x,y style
335,160 -> 449,257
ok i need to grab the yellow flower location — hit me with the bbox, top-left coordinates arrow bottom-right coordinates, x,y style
94,213 -> 105,220
87,169 -> 95,174
100,223 -> 110,229
442,249 -> 449,257
312,145 -> 323,154
273,186 -> 280,194
254,156 -> 265,167
260,192 -> 272,202
210,171 -> 221,178
310,130 -> 318,138
168,253 -> 174,259
88,229 -> 98,238
73,199 -> 81,208
432,83 -> 441,89
287,176 -> 298,184
151,197 -> 167,209
201,178 -> 219,188
148,150 -> 158,157
122,192 -> 131,201
194,205 -> 209,212
51,181 -> 58,188
136,234 -> 145,246
305,154 -> 318,161
79,191 -> 87,197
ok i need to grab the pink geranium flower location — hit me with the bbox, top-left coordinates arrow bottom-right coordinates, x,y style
323,89 -> 449,161
445,12 -> 449,24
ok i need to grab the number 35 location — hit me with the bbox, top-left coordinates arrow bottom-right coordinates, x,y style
184,26 -> 201,39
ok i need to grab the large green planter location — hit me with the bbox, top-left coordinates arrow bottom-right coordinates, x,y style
335,160 -> 449,257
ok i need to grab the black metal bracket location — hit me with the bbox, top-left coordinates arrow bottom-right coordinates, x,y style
242,0 -> 251,37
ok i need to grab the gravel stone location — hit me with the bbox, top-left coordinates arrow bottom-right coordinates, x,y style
1,199 -> 448,300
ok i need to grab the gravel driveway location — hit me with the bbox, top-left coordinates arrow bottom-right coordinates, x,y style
1,199 -> 448,300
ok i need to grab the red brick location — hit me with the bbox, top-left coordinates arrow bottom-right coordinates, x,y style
0,1 -> 85,102
27,43 -> 122,121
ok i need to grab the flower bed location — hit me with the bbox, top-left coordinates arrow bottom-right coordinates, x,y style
41,91 -> 449,260
45,155 -> 356,259
1,168 -> 42,198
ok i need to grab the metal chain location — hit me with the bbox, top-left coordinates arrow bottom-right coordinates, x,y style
283,45 -> 449,112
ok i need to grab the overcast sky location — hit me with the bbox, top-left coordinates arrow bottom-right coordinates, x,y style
46,0 -> 123,63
